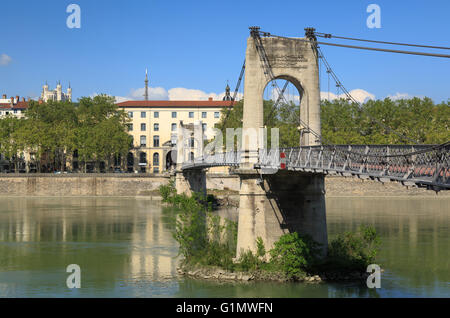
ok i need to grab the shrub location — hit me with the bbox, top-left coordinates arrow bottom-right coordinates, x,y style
326,225 -> 380,272
174,201 -> 208,260
160,182 -> 238,268
269,232 -> 320,278
236,250 -> 261,272
159,179 -> 177,203
256,237 -> 266,258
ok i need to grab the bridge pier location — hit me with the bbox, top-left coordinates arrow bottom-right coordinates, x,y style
236,169 -> 328,258
175,170 -> 207,197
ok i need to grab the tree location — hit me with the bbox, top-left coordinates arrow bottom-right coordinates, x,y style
0,95 -> 131,173
216,97 -> 449,146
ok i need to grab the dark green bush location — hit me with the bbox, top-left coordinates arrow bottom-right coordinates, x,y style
269,232 -> 320,278
326,225 -> 381,272
159,180 -> 177,203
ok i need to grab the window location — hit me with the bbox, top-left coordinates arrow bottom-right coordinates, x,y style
214,112 -> 220,118
202,112 -> 207,118
14,109 -> 18,114
141,111 -> 146,118
189,112 -> 194,118
172,112 -> 177,118
140,136 -> 147,147
127,124 -> 133,132
189,137 -> 195,148
154,123 -> 159,131
202,123 -> 207,131
154,111 -> 159,118
153,135 -> 160,147
128,111 -> 133,118
141,123 -> 146,131
139,152 -> 147,164
171,123 -> 177,131
153,167 -> 159,173
153,153 -> 160,166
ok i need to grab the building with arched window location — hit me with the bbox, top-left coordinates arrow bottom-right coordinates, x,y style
117,72 -> 234,173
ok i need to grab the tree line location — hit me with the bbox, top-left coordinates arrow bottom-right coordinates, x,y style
0,95 -> 131,173
217,97 -> 449,147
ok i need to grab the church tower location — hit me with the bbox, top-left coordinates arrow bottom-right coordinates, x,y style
223,82 -> 233,101
67,82 -> 72,102
56,81 -> 62,101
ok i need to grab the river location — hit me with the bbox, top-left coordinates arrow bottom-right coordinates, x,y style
0,196 -> 448,298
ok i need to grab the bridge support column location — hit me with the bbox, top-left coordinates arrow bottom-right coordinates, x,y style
175,170 -> 207,197
236,169 -> 327,258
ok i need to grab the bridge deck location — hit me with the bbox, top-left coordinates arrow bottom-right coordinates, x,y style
181,144 -> 450,191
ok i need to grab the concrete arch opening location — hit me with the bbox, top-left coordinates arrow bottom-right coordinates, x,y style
263,77 -> 303,107
242,35 -> 321,150
262,77 -> 304,146
166,150 -> 176,171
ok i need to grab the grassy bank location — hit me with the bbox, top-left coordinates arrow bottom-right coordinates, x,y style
159,181 -> 381,282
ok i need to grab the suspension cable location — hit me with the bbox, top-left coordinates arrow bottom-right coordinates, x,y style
254,28 -> 442,153
255,30 -> 450,58
220,60 -> 246,128
315,32 -> 450,50
317,45 -> 420,144
244,28 -> 446,156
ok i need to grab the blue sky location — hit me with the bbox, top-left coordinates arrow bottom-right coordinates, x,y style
0,0 -> 449,103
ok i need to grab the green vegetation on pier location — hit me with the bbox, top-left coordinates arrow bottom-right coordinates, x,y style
159,181 -> 381,281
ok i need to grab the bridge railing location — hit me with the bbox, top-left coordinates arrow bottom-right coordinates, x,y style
181,151 -> 242,169
183,144 -> 449,189
258,144 -> 449,189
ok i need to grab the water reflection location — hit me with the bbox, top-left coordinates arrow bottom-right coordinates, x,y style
0,197 -> 179,297
0,196 -> 448,297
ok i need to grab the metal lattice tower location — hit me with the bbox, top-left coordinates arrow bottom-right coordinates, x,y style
144,68 -> 149,101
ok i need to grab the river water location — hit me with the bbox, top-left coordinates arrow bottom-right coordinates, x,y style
0,196 -> 448,298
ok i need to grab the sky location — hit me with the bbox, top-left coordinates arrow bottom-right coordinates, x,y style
0,0 -> 449,103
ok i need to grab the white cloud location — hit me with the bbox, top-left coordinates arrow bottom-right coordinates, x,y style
113,95 -> 132,103
129,86 -> 169,100
0,54 -> 12,66
321,88 -> 375,103
107,86 -> 425,105
110,86 -> 242,103
168,87 -> 226,101
386,92 -> 422,101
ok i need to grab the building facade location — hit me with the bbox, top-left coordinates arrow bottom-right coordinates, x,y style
117,98 -> 233,173
0,94 -> 28,118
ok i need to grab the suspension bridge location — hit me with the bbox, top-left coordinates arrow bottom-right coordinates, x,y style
174,27 -> 449,256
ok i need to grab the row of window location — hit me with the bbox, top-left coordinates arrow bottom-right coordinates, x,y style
138,135 -> 159,148
137,152 -> 160,173
128,123 -> 207,132
136,135 -> 201,148
139,152 -> 159,165
0,109 -> 21,115
128,111 -> 220,119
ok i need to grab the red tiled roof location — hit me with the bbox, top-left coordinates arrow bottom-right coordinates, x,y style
0,101 -> 29,110
116,100 -> 235,108
14,101 -> 29,109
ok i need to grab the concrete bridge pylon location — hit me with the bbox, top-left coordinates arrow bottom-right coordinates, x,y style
236,29 -> 328,257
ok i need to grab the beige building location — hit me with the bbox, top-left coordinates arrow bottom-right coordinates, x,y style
117,95 -> 234,173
